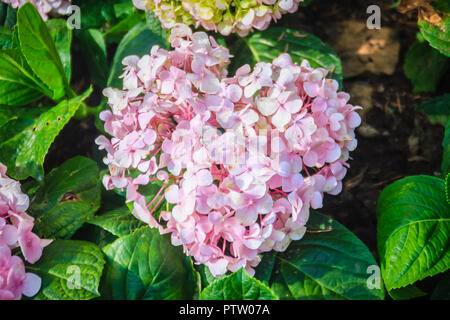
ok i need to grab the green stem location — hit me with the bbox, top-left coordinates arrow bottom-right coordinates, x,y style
74,102 -> 102,120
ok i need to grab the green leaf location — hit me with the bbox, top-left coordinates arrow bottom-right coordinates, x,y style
416,93 -> 450,126
197,265 -> 219,288
229,27 -> 343,88
32,240 -> 105,300
78,0 -> 135,29
254,252 -> 276,286
404,41 -> 449,93
0,25 -> 12,48
87,206 -> 144,237
377,175 -> 450,293
0,87 -> 92,180
46,19 -> 72,82
445,173 -> 450,204
200,269 -> 278,300
107,20 -> 169,88
17,3 -> 69,100
28,156 -> 101,239
104,12 -> 145,44
102,226 -> 196,300
388,284 -> 427,300
75,28 -> 108,86
0,49 -> 49,106
268,211 -> 385,300
419,15 -> 450,57
443,120 -> 450,176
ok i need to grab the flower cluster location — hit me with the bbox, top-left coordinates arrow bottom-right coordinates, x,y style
0,163 -> 50,300
133,0 -> 304,36
96,24 -> 361,277
2,0 -> 72,20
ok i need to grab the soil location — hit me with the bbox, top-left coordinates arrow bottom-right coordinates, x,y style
46,0 -> 448,261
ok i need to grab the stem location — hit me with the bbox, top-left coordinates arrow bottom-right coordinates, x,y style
74,102 -> 102,120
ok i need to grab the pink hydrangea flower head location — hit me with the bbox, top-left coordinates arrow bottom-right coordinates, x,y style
97,25 -> 361,277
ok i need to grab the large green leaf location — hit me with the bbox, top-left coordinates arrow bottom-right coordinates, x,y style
0,25 -> 12,48
404,40 -> 449,93
419,15 -> 450,57
32,240 -> 105,300
229,27 -> 343,88
46,19 -> 72,82
87,206 -> 144,237
107,19 -> 169,88
17,3 -> 69,100
76,28 -> 108,87
0,49 -> 49,106
101,226 -> 196,300
416,93 -> 450,126
377,175 -> 450,293
0,87 -> 92,181
28,156 -> 101,239
267,211 -> 385,300
200,269 -> 278,300
445,173 -> 450,204
104,12 -> 145,43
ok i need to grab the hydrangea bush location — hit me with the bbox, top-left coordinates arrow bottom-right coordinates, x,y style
132,0 -> 304,36
96,24 -> 361,276
1,0 -> 447,301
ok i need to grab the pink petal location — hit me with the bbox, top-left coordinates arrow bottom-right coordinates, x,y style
22,273 -> 41,297
226,84 -> 243,102
2,224 -> 18,246
303,150 -> 318,167
208,258 -> 229,277
284,98 -> 303,114
303,82 -> 320,97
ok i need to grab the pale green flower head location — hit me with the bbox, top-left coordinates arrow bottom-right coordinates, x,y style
133,0 -> 305,36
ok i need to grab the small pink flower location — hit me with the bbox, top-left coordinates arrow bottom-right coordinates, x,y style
0,163 -> 50,299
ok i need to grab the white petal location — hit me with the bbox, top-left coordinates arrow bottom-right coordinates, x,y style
172,205 -> 187,222
256,97 -> 278,116
241,109 -> 259,126
197,169 -> 213,186
271,107 -> 291,129
165,185 -> 179,204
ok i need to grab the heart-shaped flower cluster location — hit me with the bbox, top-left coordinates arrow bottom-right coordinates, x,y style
0,163 -> 50,299
2,0 -> 72,20
133,0 -> 304,36
96,24 -> 361,277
